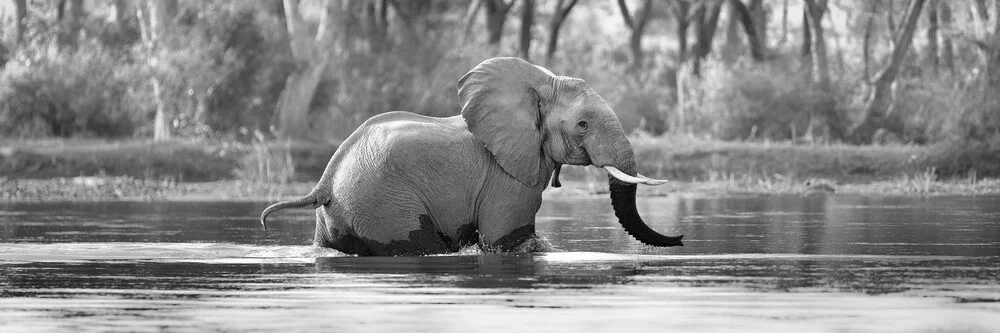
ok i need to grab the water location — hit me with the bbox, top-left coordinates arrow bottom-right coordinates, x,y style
2,195 -> 999,332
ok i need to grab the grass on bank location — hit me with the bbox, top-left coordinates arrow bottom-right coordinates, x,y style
1,136 -> 999,201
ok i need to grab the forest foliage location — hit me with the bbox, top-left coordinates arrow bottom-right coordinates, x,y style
0,0 -> 998,151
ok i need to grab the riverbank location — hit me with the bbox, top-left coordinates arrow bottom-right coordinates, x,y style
2,137 -> 998,201
3,174 -> 998,202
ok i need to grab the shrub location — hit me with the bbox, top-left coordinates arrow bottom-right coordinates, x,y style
312,39 -> 495,139
158,4 -> 293,138
686,59 -> 849,141
0,48 -> 144,138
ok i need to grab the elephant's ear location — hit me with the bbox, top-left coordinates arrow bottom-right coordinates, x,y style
458,57 -> 554,187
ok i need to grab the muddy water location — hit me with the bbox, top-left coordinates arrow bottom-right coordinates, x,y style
1,195 -> 999,332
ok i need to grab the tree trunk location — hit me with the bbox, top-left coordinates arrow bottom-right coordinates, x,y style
545,0 -> 578,63
617,0 -> 634,30
56,0 -> 84,50
692,0 -> 723,76
485,0 -> 514,45
804,0 -> 830,90
338,1 -> 363,55
972,0 -> 989,27
674,1 -> 692,134
674,0 -> 691,62
617,0 -> 654,72
519,0 -> 534,59
886,0 -> 896,37
777,0 -> 788,45
973,0 -> 1000,92
800,6 -> 812,82
630,0 -> 653,71
925,0 -> 939,73
365,0 -> 388,52
276,61 -> 328,141
939,1 -> 953,73
149,0 -> 176,42
722,1 -> 742,62
146,0 -> 178,141
729,0 -> 764,61
749,0 -> 766,47
13,0 -> 27,46
109,0 -> 129,30
862,1 -> 875,79
275,0 -> 338,141
851,0 -> 927,143
463,0 -> 483,43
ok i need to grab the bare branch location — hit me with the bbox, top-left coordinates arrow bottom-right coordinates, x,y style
560,0 -> 579,18
617,0 -> 634,30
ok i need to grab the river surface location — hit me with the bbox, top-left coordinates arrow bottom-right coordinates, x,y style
1,195 -> 999,332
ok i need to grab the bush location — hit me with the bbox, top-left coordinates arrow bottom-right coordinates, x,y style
158,5 -> 293,138
686,59 -> 848,141
0,48 -> 144,138
311,40 -> 496,139
889,72 -> 1000,145
929,136 -> 1000,178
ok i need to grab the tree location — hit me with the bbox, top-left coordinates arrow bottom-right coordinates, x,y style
851,0 -> 927,143
617,0 -> 654,72
939,1 -> 954,73
12,0 -> 27,46
861,1 -> 875,79
776,0 -> 788,46
722,0 -> 742,61
55,0 -> 85,51
108,0 -> 130,33
274,0 -> 338,141
463,0 -> 483,43
519,0 -> 534,59
968,0 -> 1000,91
925,0 -> 938,72
484,0 -> 515,44
748,0 -> 765,47
672,0 -> 691,62
691,0 -> 722,76
545,0 -> 578,63
387,0 -> 432,36
804,0 -> 830,90
137,0 -> 179,141
364,0 -> 389,52
728,0 -> 764,62
800,5 -> 811,81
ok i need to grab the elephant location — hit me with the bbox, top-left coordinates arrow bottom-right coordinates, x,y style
259,57 -> 683,256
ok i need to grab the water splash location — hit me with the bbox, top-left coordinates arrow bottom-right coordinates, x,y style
0,242 -> 346,263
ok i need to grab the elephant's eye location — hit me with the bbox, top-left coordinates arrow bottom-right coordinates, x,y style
577,121 -> 588,130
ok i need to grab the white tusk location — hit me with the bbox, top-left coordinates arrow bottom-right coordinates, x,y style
603,166 -> 669,186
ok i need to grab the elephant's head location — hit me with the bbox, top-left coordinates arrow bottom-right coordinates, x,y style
458,57 -> 683,247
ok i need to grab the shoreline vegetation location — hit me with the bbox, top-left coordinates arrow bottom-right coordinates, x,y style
4,1 -> 1000,202
2,137 -> 998,202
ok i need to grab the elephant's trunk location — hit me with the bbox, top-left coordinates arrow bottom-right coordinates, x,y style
605,152 -> 683,247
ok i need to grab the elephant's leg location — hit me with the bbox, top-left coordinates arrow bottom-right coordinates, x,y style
476,190 -> 544,253
314,206 -> 375,256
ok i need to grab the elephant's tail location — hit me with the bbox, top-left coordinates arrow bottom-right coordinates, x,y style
259,187 -> 330,231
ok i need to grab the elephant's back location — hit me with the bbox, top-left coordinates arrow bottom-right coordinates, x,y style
363,112 -> 471,143
339,111 -> 491,235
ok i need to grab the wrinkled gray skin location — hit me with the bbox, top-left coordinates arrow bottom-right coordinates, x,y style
260,57 -> 683,256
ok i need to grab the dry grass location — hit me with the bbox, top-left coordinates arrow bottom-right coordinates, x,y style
2,137 -> 998,201
232,136 -> 296,200
546,166 -> 999,198
630,133 -> 931,182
